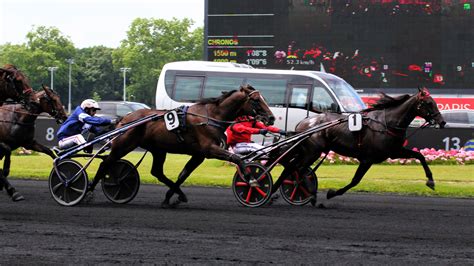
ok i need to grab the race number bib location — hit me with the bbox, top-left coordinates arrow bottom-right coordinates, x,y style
348,113 -> 362,132
164,110 -> 179,131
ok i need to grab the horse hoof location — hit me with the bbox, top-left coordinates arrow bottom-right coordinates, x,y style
161,201 -> 175,209
171,199 -> 183,207
11,192 -> 25,202
178,194 -> 188,203
310,197 -> 317,207
327,189 -> 337,199
426,180 -> 435,190
265,194 -> 279,206
84,191 -> 94,203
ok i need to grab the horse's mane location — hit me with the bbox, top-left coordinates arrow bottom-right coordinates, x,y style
362,93 -> 411,111
1,64 -> 31,91
196,90 -> 238,105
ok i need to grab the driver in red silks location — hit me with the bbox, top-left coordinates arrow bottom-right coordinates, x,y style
226,115 -> 285,154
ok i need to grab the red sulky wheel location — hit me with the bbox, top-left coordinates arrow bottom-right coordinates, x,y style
232,162 -> 273,208
279,167 -> 318,206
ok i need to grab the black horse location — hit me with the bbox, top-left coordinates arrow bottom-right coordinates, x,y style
0,85 -> 68,201
274,87 -> 446,202
89,85 -> 275,207
0,64 -> 33,105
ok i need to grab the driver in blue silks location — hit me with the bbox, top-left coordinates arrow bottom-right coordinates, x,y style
57,99 -> 113,152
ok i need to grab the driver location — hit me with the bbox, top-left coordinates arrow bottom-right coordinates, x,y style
226,115 -> 285,155
57,99 -> 113,152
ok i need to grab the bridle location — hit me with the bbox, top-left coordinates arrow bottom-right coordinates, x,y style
39,91 -> 64,124
416,93 -> 440,125
246,89 -> 266,117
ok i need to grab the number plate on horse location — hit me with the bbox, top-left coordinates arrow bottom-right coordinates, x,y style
348,113 -> 362,132
164,110 -> 179,131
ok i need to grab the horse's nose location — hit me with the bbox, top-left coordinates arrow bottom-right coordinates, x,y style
439,120 -> 446,128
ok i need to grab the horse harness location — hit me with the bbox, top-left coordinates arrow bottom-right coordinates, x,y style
165,105 -> 231,143
349,111 -> 408,149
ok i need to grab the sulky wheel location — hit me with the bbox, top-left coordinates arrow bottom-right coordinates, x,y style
101,159 -> 140,204
49,159 -> 89,207
279,167 -> 318,206
232,162 -> 273,208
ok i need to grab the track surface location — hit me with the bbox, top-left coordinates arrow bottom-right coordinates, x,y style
0,179 -> 472,264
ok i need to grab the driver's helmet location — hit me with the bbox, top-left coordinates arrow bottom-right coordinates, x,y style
80,99 -> 101,110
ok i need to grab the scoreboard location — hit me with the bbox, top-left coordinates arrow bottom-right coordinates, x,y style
205,0 -> 474,94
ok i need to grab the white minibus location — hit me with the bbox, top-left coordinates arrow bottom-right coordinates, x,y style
155,61 -> 366,131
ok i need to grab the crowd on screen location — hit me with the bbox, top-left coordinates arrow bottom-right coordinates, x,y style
294,0 -> 472,16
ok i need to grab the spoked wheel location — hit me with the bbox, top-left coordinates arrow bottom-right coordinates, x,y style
232,162 -> 273,208
101,159 -> 140,204
49,159 -> 88,207
279,167 -> 318,206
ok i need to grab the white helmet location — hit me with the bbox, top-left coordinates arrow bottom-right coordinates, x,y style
80,99 -> 101,110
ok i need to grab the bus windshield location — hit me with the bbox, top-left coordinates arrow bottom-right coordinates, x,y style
318,74 -> 366,112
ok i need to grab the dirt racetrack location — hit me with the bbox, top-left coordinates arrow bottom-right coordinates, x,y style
0,179 -> 472,264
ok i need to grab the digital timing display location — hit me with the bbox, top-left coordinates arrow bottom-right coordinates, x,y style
205,0 -> 474,91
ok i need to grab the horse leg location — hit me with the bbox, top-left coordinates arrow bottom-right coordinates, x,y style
204,144 -> 250,180
89,128 -> 142,193
23,141 -> 56,159
393,148 -> 435,190
0,148 -> 24,201
169,155 -> 205,205
327,162 -> 372,199
89,146 -> 134,192
148,151 -> 179,208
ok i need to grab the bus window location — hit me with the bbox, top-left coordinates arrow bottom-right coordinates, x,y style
164,71 -> 175,97
312,86 -> 336,112
320,75 -> 366,112
290,87 -> 308,108
203,76 -> 244,98
174,76 -> 204,102
246,78 -> 286,106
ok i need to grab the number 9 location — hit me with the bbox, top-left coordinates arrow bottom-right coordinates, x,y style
166,112 -> 175,125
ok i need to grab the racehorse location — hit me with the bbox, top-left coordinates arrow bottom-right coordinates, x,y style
0,64 -> 33,105
89,85 -> 274,207
274,87 -> 445,203
0,85 -> 68,201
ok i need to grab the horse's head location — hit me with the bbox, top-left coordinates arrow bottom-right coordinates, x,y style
238,84 -> 275,125
415,87 -> 446,128
0,65 -> 32,100
37,85 -> 68,124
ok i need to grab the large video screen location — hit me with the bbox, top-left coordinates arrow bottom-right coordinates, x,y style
206,0 -> 474,92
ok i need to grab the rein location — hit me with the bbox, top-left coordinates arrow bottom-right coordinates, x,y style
0,106 -> 52,118
0,119 -> 34,127
187,110 -> 234,129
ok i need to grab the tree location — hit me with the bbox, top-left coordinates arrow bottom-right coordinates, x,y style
75,46 -> 122,105
25,26 -> 76,100
114,18 -> 203,106
1,26 -> 76,104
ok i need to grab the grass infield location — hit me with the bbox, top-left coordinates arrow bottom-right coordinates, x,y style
9,152 -> 474,198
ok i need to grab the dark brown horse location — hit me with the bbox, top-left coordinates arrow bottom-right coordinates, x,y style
273,87 -> 446,203
0,64 -> 33,105
89,85 -> 274,207
0,85 -> 68,201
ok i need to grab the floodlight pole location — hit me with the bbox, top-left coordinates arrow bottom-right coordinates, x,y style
47,66 -> 59,90
120,67 -> 131,102
66,59 -> 74,113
